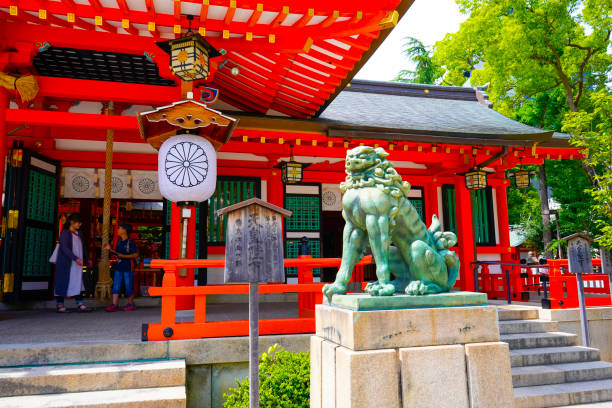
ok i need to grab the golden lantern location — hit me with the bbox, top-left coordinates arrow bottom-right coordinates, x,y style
463,167 -> 489,190
275,146 -> 310,184
457,154 -> 494,190
156,16 -> 221,81
508,167 -> 536,189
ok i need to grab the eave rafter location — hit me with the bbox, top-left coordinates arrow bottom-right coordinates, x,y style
1,0 -> 403,118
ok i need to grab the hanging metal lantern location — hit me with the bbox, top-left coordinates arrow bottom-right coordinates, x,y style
156,24 -> 221,81
508,167 -> 536,189
275,147 -> 310,184
457,154 -> 493,190
464,167 -> 488,190
158,133 -> 217,204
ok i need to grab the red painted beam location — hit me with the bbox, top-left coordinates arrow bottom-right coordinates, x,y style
0,20 -> 311,56
6,109 -> 138,130
33,76 -> 180,105
180,0 -> 400,14
0,1 -> 389,42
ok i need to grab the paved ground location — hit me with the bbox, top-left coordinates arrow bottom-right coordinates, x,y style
0,302 -> 298,345
0,296 -> 541,346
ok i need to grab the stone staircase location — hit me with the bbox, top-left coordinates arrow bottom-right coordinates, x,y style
498,307 -> 612,407
0,359 -> 186,407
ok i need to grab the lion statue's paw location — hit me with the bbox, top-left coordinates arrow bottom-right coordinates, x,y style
405,280 -> 429,296
323,282 -> 347,301
365,281 -> 395,296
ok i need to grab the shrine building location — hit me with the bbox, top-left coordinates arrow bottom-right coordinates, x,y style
0,0 -> 579,302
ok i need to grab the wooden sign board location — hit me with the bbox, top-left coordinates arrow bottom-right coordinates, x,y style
217,198 -> 292,283
564,233 -> 593,275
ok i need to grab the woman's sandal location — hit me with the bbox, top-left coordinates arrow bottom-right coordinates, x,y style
77,303 -> 93,313
56,305 -> 68,313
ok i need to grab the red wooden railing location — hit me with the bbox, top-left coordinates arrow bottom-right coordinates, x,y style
474,259 -> 612,309
142,256 -> 373,341
547,259 -> 611,309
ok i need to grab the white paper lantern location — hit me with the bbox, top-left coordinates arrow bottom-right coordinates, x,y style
158,134 -> 217,203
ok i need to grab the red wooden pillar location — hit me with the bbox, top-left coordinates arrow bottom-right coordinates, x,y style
454,176 -> 476,291
424,181 -> 439,225
496,183 -> 512,262
0,89 -> 7,220
267,172 -> 284,208
170,202 -> 195,310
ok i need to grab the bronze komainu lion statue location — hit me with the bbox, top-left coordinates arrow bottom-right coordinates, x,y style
323,146 -> 460,298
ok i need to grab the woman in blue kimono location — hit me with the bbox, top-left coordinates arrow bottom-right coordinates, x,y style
55,213 -> 92,313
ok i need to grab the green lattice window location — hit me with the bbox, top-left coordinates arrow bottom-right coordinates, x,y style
472,187 -> 496,245
285,238 -> 321,277
208,177 -> 260,244
408,199 -> 424,221
285,195 -> 321,231
27,170 -> 56,224
442,185 -> 457,234
22,227 -> 54,277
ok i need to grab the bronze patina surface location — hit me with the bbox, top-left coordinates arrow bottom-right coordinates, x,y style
323,146 -> 460,299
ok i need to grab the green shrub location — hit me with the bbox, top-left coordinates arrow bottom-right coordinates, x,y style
223,344 -> 310,408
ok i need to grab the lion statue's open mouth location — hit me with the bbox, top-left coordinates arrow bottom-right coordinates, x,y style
323,146 -> 460,298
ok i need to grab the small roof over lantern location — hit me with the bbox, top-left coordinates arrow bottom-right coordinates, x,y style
137,97 -> 238,151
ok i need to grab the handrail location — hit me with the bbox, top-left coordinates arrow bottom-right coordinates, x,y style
145,255 -> 374,269
472,259 -> 611,309
142,256 -> 373,341
471,261 -> 550,270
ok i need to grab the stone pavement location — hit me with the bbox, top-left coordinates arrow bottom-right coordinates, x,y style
0,302 -> 298,345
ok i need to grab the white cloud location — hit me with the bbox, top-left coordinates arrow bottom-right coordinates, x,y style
355,0 -> 467,81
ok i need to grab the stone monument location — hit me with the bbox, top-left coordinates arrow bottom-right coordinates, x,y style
218,198 -> 292,408
312,146 -> 514,408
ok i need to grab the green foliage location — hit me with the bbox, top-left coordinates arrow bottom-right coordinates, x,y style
545,159 -> 597,236
223,345 -> 310,408
435,0 -> 611,114
507,169 -> 543,250
433,0 -> 611,253
394,37 -> 444,84
562,90 -> 612,248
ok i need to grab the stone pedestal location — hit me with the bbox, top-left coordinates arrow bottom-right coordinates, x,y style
311,293 -> 514,408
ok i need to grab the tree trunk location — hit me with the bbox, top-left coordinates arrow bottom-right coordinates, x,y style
537,163 -> 553,258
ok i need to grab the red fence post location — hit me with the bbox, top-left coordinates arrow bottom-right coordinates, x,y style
160,267 -> 177,330
298,254 -> 314,318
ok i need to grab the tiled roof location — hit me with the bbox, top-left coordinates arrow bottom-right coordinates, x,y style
319,80 -> 568,147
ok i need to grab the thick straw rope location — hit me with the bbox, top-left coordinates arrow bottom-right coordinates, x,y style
95,101 -> 114,300
0,72 -> 39,103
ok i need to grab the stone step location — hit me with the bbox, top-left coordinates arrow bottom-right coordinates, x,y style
497,308 -> 540,321
0,386 -> 186,408
0,360 -> 185,397
513,361 -> 612,387
499,319 -> 558,334
511,346 -> 601,367
514,379 -> 612,408
501,332 -> 577,350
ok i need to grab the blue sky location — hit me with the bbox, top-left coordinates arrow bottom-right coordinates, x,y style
355,0 -> 467,81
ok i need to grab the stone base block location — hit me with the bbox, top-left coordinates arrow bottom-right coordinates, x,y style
316,304 -> 499,351
310,336 -> 324,408
399,344 -> 468,408
465,342 -> 514,408
335,347 -> 399,408
311,305 -> 514,408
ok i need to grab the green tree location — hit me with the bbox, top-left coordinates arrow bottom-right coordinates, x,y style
434,0 -> 611,254
394,37 -> 444,84
562,90 -> 612,248
434,0 -> 611,116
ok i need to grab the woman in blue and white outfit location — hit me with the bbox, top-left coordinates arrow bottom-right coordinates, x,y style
55,213 -> 92,313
